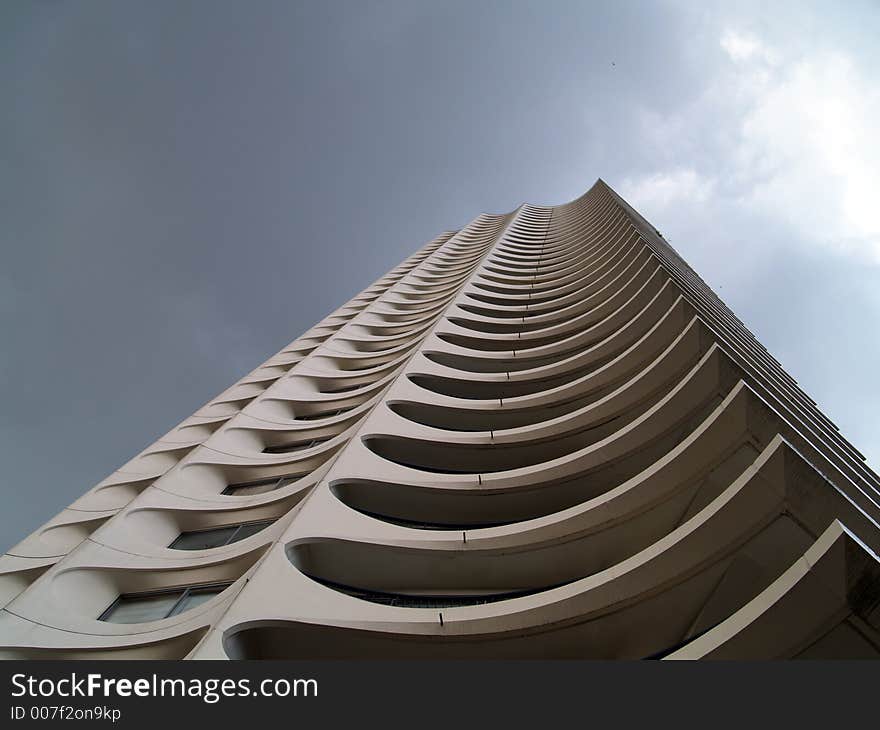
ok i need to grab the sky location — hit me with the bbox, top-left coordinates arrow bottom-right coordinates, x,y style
1,0 -> 878,550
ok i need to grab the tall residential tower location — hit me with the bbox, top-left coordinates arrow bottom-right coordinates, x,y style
2,181 -> 879,659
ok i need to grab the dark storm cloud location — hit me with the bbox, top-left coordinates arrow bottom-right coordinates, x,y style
1,0 -> 878,549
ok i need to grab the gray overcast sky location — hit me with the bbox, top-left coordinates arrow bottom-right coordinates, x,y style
2,0 -> 878,550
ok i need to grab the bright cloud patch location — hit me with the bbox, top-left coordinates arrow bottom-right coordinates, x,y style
619,168 -> 715,212
624,29 -> 880,263
720,30 -> 778,65
730,42 -> 880,261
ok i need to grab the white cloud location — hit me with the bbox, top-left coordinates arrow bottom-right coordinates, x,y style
720,30 -> 778,65
623,29 -> 880,263
727,35 -> 880,261
619,168 -> 715,212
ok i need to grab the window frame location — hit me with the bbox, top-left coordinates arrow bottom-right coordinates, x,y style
262,436 -> 330,455
168,519 -> 275,550
98,581 -> 233,623
221,472 -> 307,496
294,406 -> 354,422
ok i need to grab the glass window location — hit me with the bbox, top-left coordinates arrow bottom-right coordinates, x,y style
263,437 -> 329,455
168,585 -> 227,616
223,479 -> 278,496
169,520 -> 274,550
295,406 -> 354,421
101,592 -> 181,624
169,525 -> 240,550
231,520 -> 273,541
100,583 -> 232,623
222,473 -> 305,496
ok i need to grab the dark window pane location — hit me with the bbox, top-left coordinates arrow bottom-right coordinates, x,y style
263,437 -> 329,455
101,592 -> 182,624
169,526 -> 239,550
169,585 -> 229,616
230,520 -> 274,542
225,480 -> 277,496
222,473 -> 307,496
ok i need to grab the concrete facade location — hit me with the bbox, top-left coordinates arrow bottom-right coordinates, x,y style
1,180 -> 879,659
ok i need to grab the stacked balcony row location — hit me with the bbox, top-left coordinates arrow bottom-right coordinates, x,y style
213,183 -> 880,659
0,216 -> 508,657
